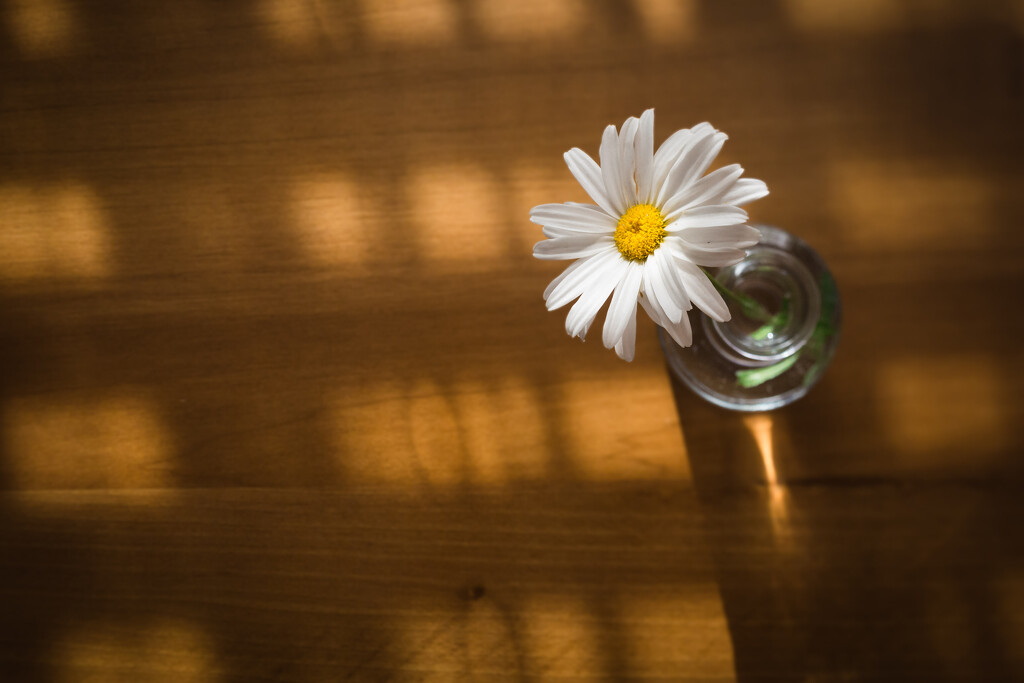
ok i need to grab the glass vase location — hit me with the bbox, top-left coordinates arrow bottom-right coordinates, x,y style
659,225 -> 841,412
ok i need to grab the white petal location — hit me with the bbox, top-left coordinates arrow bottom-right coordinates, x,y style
652,128 -> 691,201
665,205 -> 748,230
599,125 -> 627,216
544,249 -> 620,309
613,303 -> 638,361
656,127 -> 727,208
563,202 -> 622,224
565,201 -> 618,213
542,225 -> 575,238
564,148 -> 619,217
657,246 -> 693,310
634,109 -> 655,204
684,123 -> 713,136
541,222 -> 619,240
543,255 -> 585,301
530,203 -> 617,233
643,250 -> 683,323
640,296 -> 693,349
639,277 -> 668,325
663,308 -> 693,348
719,177 -> 769,206
679,224 -> 761,247
603,261 -> 643,349
533,235 -> 614,261
661,237 -> 689,264
640,254 -> 675,323
617,116 -> 639,207
676,243 -> 748,267
652,122 -> 714,197
661,164 -> 744,216
565,257 -> 627,339
638,295 -> 662,328
676,260 -> 730,322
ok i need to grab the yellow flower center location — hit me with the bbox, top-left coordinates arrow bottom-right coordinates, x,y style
614,204 -> 667,262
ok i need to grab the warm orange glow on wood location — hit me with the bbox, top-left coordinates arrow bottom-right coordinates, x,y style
0,1 -> 1020,680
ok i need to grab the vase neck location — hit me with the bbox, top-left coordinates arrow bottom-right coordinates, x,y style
710,243 -> 821,363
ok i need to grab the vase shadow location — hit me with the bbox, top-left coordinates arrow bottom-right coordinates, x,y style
667,366 -> 1024,682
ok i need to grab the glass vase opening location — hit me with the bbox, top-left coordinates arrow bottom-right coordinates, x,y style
659,225 -> 841,412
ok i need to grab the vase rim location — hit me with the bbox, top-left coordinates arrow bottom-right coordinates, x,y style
708,226 -> 822,364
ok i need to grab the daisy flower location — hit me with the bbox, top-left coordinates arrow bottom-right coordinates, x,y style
532,110 -> 769,361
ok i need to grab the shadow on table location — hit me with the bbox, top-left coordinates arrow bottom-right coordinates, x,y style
1,0 -> 1023,680
668,354 -> 1024,681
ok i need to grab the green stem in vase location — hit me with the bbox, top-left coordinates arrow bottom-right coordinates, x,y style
750,295 -> 791,341
701,267 -> 800,390
701,267 -> 774,323
735,353 -> 800,388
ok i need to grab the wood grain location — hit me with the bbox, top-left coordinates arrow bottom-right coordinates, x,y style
1,1 -> 1022,680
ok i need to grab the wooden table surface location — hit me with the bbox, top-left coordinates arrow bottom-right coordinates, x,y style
2,1 -> 1023,681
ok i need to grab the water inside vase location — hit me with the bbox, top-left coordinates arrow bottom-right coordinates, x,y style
659,224 -> 842,412
709,244 -> 821,365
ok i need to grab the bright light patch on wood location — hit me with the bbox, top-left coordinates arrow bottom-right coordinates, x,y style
407,377 -> 464,487
0,182 -> 111,284
785,0 -> 996,32
451,378 -> 502,484
744,413 -> 792,542
562,370 -> 690,482
877,356 -> 1008,466
336,369 -> 686,488
745,414 -> 777,486
453,375 -> 549,484
361,0 -> 457,45
336,375 -> 550,487
4,393 -> 174,490
392,602 -> 521,676
621,590 -> 736,678
784,0 -> 902,32
632,0 -> 697,44
474,0 -> 582,41
291,174 -> 370,268
334,378 -> 466,487
409,163 -> 504,268
829,160 -> 993,252
520,595 -> 601,678
337,380 -> 418,485
52,619 -> 221,683
5,0 -> 76,57
258,0 -> 322,47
